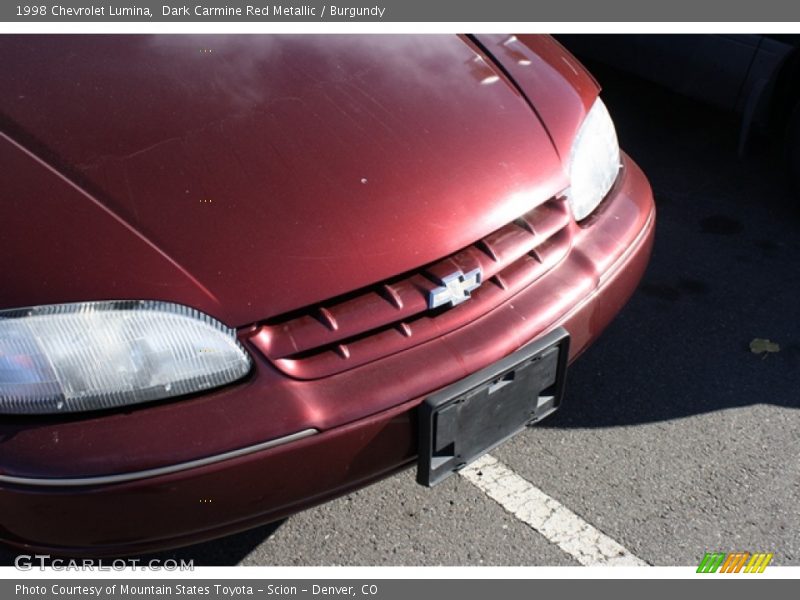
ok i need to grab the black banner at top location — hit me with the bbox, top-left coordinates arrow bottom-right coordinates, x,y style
3,0 -> 800,22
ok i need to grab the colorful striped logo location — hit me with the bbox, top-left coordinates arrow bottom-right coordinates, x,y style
697,552 -> 773,573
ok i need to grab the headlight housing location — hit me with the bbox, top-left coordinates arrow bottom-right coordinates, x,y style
565,97 -> 621,221
0,301 -> 252,414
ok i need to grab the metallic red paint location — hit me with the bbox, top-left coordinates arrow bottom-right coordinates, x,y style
474,34 -> 601,160
0,34 -> 572,326
0,155 -> 654,554
0,35 -> 655,555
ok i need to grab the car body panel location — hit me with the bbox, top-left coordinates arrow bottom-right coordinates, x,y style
0,154 -> 653,481
0,34 -> 656,555
474,34 -> 600,160
0,155 -> 655,556
0,35 -> 567,326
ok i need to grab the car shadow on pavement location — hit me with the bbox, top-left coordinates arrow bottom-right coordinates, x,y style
0,521 -> 284,567
543,62 -> 800,429
135,521 -> 286,566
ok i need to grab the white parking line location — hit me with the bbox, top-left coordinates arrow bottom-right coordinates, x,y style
460,454 -> 648,566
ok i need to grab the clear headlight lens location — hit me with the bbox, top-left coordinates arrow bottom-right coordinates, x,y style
0,301 -> 252,414
565,97 -> 621,221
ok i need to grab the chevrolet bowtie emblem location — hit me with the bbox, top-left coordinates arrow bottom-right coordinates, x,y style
428,268 -> 483,309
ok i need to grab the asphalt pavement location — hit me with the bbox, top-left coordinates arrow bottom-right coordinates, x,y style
2,64 -> 798,567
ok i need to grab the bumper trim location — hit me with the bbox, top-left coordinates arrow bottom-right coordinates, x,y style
598,208 -> 655,287
0,428 -> 318,487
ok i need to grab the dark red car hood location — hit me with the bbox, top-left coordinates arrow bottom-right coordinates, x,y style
0,35 -> 570,326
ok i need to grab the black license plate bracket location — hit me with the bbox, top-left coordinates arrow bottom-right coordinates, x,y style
417,328 -> 569,487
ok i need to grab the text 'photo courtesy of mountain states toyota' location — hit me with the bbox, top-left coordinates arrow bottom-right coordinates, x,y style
0,34 -> 655,556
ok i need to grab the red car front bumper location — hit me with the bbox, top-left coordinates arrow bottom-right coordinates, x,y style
0,155 -> 655,556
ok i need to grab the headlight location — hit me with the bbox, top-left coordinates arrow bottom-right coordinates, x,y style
0,301 -> 252,414
565,97 -> 621,221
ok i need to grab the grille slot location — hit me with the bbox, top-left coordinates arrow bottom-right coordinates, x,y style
251,196 -> 572,379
